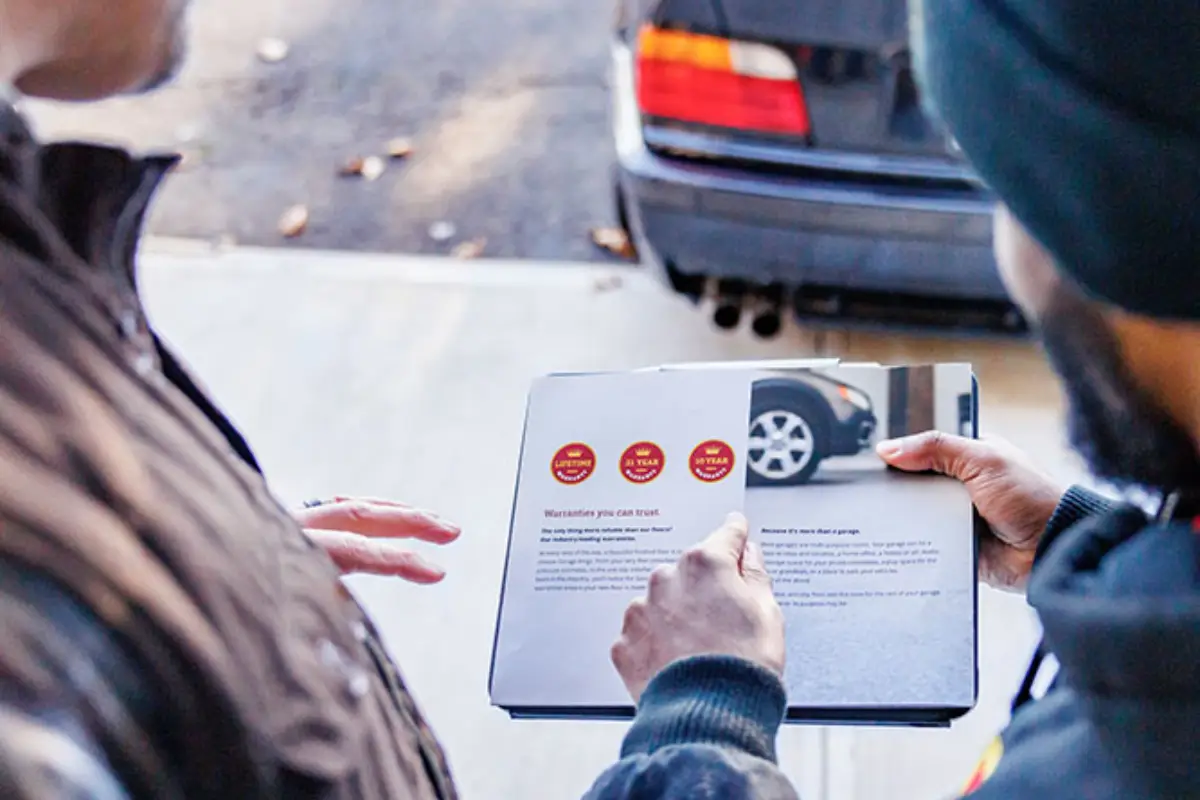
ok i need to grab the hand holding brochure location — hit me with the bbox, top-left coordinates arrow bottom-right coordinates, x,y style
490,360 -> 978,726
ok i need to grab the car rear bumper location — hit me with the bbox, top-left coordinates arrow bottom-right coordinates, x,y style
611,44 -> 1008,303
831,409 -> 877,456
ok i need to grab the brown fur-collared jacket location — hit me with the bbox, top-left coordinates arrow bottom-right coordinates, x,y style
0,104 -> 456,800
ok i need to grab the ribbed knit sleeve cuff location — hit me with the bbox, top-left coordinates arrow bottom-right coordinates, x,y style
1036,485 -> 1116,563
620,655 -> 787,763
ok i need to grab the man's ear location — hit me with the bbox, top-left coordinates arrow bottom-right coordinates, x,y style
1106,307 -> 1200,452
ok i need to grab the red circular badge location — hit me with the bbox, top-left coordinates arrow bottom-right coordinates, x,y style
551,443 -> 596,485
689,439 -> 736,483
620,441 -> 665,484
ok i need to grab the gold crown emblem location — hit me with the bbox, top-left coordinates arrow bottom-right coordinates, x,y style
635,447 -> 652,457
566,448 -> 583,458
704,445 -> 722,455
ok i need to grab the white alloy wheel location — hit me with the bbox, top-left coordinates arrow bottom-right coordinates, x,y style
748,409 -> 815,480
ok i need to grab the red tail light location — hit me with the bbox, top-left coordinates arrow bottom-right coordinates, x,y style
635,25 -> 811,137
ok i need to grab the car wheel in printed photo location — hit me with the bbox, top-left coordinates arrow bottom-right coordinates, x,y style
746,384 -> 831,487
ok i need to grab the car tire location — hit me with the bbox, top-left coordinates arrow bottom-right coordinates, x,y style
745,386 -> 831,487
610,167 -> 641,263
611,166 -> 633,237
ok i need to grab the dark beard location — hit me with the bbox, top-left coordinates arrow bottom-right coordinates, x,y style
1038,282 -> 1200,493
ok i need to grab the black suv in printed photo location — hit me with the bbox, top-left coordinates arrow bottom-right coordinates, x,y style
746,373 -> 877,486
609,0 -> 1022,335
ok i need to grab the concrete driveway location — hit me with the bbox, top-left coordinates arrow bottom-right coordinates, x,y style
138,240 -> 1091,799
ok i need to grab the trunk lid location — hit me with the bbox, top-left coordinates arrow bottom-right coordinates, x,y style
709,0 -> 961,161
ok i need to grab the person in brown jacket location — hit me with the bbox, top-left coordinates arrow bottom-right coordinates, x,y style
0,1 -> 466,797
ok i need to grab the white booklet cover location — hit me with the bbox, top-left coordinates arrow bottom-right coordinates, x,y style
490,361 -> 978,726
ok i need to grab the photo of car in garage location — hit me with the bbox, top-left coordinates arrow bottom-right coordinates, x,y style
609,0 -> 1025,335
746,372 -> 877,486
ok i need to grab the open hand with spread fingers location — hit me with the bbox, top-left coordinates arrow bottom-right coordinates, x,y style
295,497 -> 461,583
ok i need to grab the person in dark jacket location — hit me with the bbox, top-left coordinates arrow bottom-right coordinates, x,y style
585,0 -> 1200,798
0,1 -> 465,798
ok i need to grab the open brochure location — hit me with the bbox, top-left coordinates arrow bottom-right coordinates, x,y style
490,360 -> 979,726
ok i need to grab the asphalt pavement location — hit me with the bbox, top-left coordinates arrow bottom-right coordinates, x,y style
24,0 -> 619,261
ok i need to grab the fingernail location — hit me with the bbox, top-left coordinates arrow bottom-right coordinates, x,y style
409,553 -> 446,581
725,511 -> 747,528
420,509 -> 461,534
875,440 -> 902,459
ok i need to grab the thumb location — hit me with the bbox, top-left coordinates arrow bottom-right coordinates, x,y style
740,541 -> 773,590
701,511 -> 750,564
875,431 -> 982,480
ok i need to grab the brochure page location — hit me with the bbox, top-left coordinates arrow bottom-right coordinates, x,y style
490,363 -> 976,718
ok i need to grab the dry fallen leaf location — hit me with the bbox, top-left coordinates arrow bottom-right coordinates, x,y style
385,137 -> 415,159
278,204 -> 309,238
338,156 -> 365,177
338,155 -> 386,180
257,37 -> 290,63
360,156 -> 386,181
589,226 -> 636,260
451,237 -> 487,259
429,221 -> 457,242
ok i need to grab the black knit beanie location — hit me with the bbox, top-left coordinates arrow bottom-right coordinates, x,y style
913,0 -> 1200,320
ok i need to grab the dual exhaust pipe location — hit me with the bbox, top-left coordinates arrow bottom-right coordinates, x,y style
711,279 -> 783,339
679,272 -> 1028,336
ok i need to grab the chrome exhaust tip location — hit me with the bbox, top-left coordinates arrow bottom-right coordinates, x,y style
713,301 -> 742,330
749,283 -> 784,338
712,279 -> 746,330
751,310 -> 781,338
